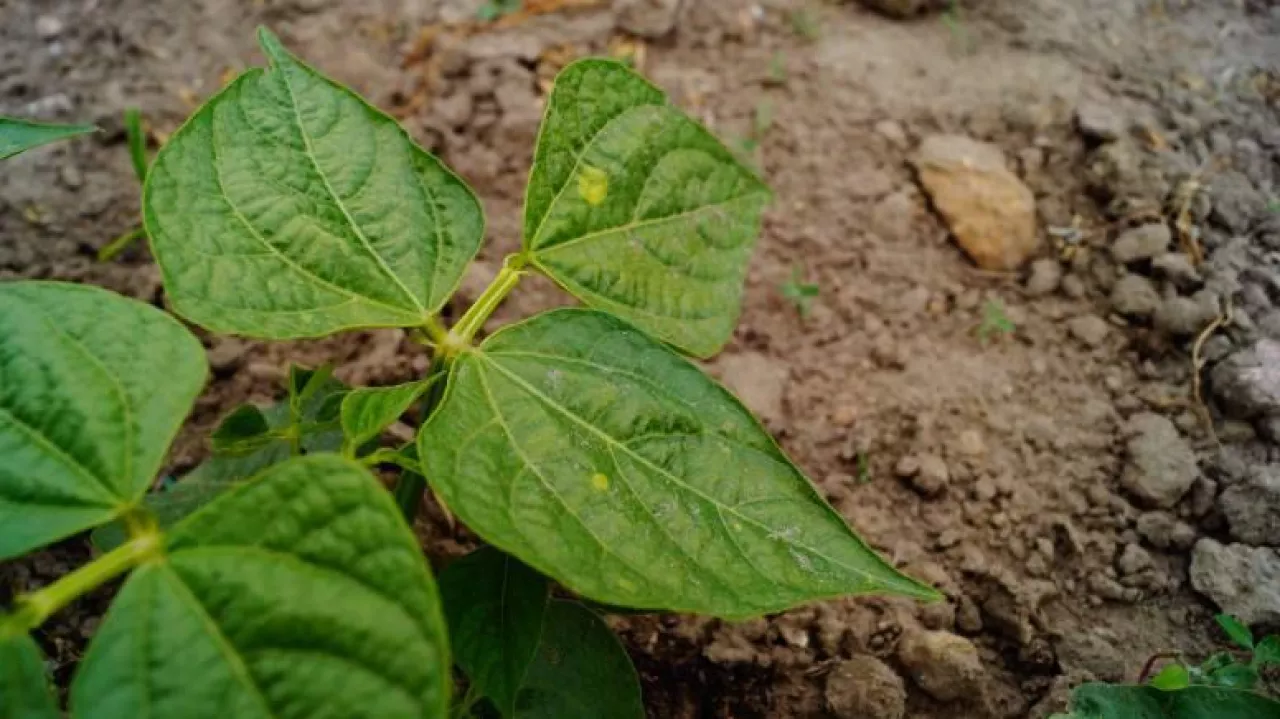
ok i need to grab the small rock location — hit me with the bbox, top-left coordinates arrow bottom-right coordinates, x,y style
825,655 -> 907,719
894,455 -> 921,479
1075,101 -> 1127,142
1136,512 -> 1197,550
897,629 -> 985,703
718,352 -> 789,426
1154,291 -> 1220,337
58,164 -> 84,190
1122,413 -> 1199,508
616,0 -> 684,38
913,135 -> 1039,271
207,339 -> 248,375
36,15 -> 64,39
1189,539 -> 1280,625
1025,258 -> 1063,296
910,454 -> 950,497
1067,315 -> 1110,348
1218,466 -> 1280,546
1116,543 -> 1153,576
1211,339 -> 1280,418
875,120 -> 909,149
1151,253 -> 1203,291
1110,274 -> 1161,319
1110,224 -> 1171,264
1054,633 -> 1126,682
1061,274 -> 1087,299
1088,574 -> 1138,603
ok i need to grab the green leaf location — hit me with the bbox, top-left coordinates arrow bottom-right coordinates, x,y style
1208,663 -> 1258,691
0,281 -> 206,560
440,547 -> 550,715
123,108 -> 148,184
513,600 -> 644,719
1149,663 -> 1190,691
144,27 -> 484,339
0,116 -> 96,160
71,455 -> 451,718
90,444 -> 293,552
210,404 -> 274,453
1215,614 -> 1254,650
341,381 -> 430,453
1255,635 -> 1280,667
523,59 -> 771,358
1067,683 -> 1280,719
418,308 -> 936,617
0,632 -> 60,719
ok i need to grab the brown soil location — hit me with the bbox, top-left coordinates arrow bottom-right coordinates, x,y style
3,0 -> 1279,717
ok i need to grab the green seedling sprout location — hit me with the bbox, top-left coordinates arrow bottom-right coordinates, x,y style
781,266 -> 821,317
976,298 -> 1016,345
97,107 -> 150,261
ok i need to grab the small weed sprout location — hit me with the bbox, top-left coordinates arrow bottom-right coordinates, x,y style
781,266 -> 821,317
976,298 -> 1016,345
788,8 -> 821,43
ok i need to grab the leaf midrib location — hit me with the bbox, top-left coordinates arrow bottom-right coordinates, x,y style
271,63 -> 427,318
475,353 -> 888,588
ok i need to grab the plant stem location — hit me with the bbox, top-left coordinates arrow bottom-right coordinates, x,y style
393,355 -> 451,521
422,314 -> 449,345
1138,651 -> 1183,684
124,107 -> 149,185
450,254 -> 527,348
97,226 -> 146,262
1,531 -> 161,636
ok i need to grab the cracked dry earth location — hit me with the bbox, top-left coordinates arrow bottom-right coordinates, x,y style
3,0 -> 1280,716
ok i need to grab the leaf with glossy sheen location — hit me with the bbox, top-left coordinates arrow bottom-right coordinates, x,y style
0,632 -> 60,719
144,28 -> 484,339
341,381 -> 429,452
0,116 -> 96,160
1066,683 -> 1280,719
418,309 -> 936,617
523,59 -> 771,358
513,600 -> 644,719
71,455 -> 451,719
440,547 -> 549,715
1215,614 -> 1253,649
0,282 -> 206,560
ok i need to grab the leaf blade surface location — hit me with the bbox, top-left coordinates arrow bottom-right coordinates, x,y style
419,309 -> 935,617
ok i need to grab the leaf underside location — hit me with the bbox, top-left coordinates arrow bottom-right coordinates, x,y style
0,116 -> 96,160
71,455 -> 451,719
0,282 -> 206,560
0,632 -> 60,719
523,59 -> 771,358
143,28 -> 484,339
419,309 -> 935,618
512,600 -> 644,719
440,547 -> 549,716
1066,683 -> 1280,719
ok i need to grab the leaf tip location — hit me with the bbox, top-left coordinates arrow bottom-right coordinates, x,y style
256,26 -> 289,64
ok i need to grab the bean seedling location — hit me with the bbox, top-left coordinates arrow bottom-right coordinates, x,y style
0,29 -> 936,718
781,266 -> 821,317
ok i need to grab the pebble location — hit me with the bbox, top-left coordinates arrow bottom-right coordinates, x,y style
1154,291 -> 1220,337
911,454 -> 950,497
1121,413 -> 1199,508
1218,466 -> 1280,546
1210,339 -> 1280,418
1151,252 -> 1203,291
875,120 -> 910,149
1116,543 -> 1154,576
1189,539 -> 1280,625
1110,274 -> 1161,319
1061,274 -> 1087,299
1066,315 -> 1110,347
897,629 -> 986,703
1075,101 -> 1127,142
1025,258 -> 1063,296
36,15 -> 64,40
1110,224 -> 1171,264
718,352 -> 789,427
1135,512 -> 1197,550
825,655 -> 907,719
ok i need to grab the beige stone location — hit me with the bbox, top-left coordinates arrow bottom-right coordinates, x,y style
914,135 -> 1039,271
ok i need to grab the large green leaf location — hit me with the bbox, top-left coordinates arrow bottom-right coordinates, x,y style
0,632 -> 60,719
513,600 -> 643,719
522,59 -> 771,358
71,455 -> 451,719
0,116 -> 96,160
418,309 -> 935,617
1065,683 -> 1280,719
0,282 -> 206,560
144,28 -> 484,339
439,547 -> 550,716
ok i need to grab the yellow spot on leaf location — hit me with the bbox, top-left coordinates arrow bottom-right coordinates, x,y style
591,473 -> 609,491
578,166 -> 608,206
617,578 -> 636,591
